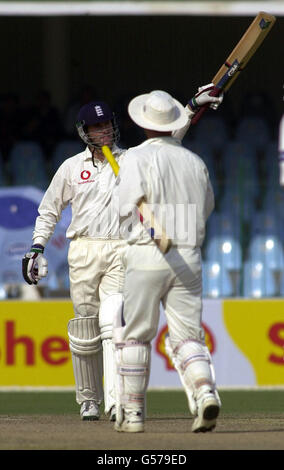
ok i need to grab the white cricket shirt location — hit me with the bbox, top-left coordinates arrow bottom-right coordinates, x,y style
33,145 -> 125,246
115,136 -> 215,247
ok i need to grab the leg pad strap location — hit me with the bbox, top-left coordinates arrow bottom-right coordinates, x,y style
68,316 -> 102,355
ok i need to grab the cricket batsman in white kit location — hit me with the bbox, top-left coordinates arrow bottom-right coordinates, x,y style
113,89 -> 222,433
22,101 -> 126,421
21,86 -> 221,424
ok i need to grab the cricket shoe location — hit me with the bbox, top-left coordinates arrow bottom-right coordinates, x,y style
192,392 -> 220,433
114,408 -> 144,433
80,400 -> 100,421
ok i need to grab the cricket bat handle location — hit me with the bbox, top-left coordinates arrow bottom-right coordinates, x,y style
190,86 -> 221,125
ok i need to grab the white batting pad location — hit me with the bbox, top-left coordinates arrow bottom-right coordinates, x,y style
99,293 -> 123,341
111,293 -> 125,344
167,337 -> 221,414
115,341 -> 151,426
99,294 -> 123,414
101,339 -> 115,413
68,316 -> 103,405
68,316 -> 102,355
165,334 -> 197,415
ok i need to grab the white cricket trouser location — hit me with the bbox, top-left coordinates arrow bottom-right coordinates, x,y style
68,237 -> 126,318
67,237 -> 126,406
120,244 -> 204,348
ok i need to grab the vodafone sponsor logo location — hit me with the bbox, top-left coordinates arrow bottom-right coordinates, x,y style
81,170 -> 91,180
78,170 -> 95,184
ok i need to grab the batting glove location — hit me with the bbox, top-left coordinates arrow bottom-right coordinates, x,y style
188,83 -> 224,112
22,244 -> 48,285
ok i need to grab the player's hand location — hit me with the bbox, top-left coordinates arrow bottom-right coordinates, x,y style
22,244 -> 48,285
188,83 -> 223,112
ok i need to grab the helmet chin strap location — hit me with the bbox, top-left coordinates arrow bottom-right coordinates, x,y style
90,146 -> 105,166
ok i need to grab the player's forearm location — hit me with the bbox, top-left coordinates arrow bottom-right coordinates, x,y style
32,208 -> 60,246
33,166 -> 71,244
172,106 -> 195,141
32,189 -> 68,245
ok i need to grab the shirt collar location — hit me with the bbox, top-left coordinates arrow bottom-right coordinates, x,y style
137,136 -> 181,148
83,144 -> 123,163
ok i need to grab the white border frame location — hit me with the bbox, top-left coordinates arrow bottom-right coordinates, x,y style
0,2 -> 283,17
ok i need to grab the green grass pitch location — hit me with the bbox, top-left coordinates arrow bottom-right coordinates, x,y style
0,390 -> 283,415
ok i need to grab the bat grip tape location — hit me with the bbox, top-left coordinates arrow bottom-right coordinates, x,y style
190,87 -> 221,125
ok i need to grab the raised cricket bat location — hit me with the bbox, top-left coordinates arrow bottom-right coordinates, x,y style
191,11 -> 276,124
101,145 -> 172,254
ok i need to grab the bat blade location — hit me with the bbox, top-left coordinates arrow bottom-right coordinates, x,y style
213,11 -> 276,92
191,12 -> 276,125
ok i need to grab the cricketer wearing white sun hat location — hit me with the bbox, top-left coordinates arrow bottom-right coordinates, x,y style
127,90 -> 190,132
113,87 -> 221,434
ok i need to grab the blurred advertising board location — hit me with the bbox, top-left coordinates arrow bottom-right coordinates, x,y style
0,186 -> 71,290
0,299 -> 283,388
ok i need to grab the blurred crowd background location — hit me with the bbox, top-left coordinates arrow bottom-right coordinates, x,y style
0,12 -> 283,300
